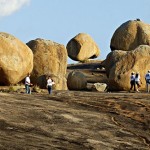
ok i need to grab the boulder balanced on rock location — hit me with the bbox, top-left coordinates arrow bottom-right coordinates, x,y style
0,32 -> 33,85
67,33 -> 100,62
110,20 -> 150,51
26,38 -> 67,90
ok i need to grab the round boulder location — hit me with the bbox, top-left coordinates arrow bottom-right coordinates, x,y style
67,71 -> 87,90
66,33 -> 100,61
0,32 -> 33,85
110,20 -> 150,51
26,38 -> 67,90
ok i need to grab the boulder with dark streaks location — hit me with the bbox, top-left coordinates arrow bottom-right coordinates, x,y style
0,91 -> 149,150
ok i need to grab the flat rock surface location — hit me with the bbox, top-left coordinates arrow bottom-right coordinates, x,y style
0,91 -> 150,150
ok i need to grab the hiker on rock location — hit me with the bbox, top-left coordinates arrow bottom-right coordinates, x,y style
129,72 -> 136,92
135,72 -> 142,92
47,76 -> 55,94
145,70 -> 150,92
25,73 -> 32,94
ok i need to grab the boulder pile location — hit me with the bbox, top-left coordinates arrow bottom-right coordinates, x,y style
103,20 -> 150,91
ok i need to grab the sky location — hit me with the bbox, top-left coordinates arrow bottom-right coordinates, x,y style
0,0 -> 150,64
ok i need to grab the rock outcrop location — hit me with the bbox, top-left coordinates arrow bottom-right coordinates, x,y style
0,92 -> 150,150
67,71 -> 87,90
26,38 -> 67,90
110,20 -> 150,51
66,33 -> 100,61
0,32 -> 33,85
104,45 -> 150,91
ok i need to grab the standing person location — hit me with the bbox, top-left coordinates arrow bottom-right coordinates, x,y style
129,72 -> 136,92
25,73 -> 32,94
47,76 -> 55,94
145,70 -> 150,92
135,72 -> 142,92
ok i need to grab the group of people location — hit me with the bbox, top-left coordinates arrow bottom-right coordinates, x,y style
130,70 -> 150,92
24,71 -> 150,94
25,73 -> 55,94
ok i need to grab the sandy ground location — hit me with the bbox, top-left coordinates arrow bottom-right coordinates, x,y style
0,90 -> 150,150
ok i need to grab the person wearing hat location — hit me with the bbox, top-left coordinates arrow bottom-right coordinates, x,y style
145,70 -> 150,92
129,72 -> 136,92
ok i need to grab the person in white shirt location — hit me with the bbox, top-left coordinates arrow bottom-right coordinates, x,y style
135,72 -> 141,92
129,72 -> 136,92
47,76 -> 55,94
145,70 -> 150,92
25,73 -> 32,94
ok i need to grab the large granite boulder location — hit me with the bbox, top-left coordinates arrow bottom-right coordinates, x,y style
67,71 -> 87,90
110,20 -> 150,51
66,33 -> 100,61
0,32 -> 33,85
26,38 -> 67,90
102,50 -> 126,77
105,45 -> 150,91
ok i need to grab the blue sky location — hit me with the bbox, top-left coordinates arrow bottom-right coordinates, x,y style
0,0 -> 150,64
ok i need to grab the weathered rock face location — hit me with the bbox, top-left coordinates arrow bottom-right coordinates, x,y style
0,92 -> 149,150
102,50 -> 126,77
110,20 -> 150,51
26,38 -> 67,90
67,71 -> 87,90
0,32 -> 33,85
105,45 -> 150,91
66,33 -> 100,61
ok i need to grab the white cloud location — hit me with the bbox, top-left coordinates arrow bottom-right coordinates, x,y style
0,0 -> 30,17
